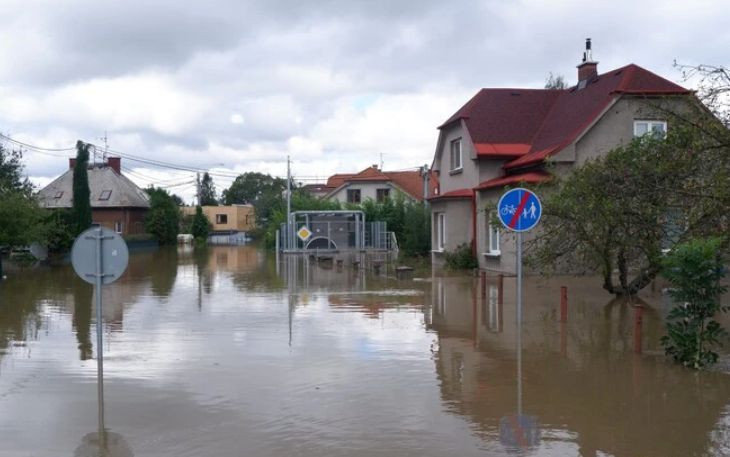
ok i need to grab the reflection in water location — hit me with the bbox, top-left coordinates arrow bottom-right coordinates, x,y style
0,247 -> 729,456
430,275 -> 730,457
74,431 -> 133,457
72,280 -> 93,360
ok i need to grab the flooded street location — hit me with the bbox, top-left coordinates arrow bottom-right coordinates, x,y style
1,245 -> 730,456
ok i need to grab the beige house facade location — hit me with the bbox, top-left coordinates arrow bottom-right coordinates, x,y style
182,204 -> 255,233
429,46 -> 692,273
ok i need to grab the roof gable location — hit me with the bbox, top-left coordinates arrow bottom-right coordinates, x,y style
38,166 -> 151,209
439,64 -> 690,170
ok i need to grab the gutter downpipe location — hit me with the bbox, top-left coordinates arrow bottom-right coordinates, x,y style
471,189 -> 477,258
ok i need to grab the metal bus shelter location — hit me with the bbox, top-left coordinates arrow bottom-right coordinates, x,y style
277,210 -> 396,253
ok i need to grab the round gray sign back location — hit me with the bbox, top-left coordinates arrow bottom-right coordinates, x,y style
71,226 -> 129,285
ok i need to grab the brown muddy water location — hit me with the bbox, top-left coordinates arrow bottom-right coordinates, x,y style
0,245 -> 729,457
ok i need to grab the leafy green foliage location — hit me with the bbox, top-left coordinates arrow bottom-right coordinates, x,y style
0,144 -> 46,271
199,172 -> 218,206
191,205 -> 211,240
357,194 -> 431,256
0,144 -> 33,197
0,192 -> 46,248
263,190 -> 340,247
530,123 -> 730,296
71,141 -> 92,235
222,172 -> 286,226
444,243 -> 478,270
661,238 -> 728,369
145,187 -> 180,244
44,209 -> 75,253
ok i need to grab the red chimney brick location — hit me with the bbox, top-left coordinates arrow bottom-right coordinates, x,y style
107,157 -> 121,174
577,61 -> 598,82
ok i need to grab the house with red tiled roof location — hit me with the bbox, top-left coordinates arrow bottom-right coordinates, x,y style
315,165 -> 438,204
429,40 -> 692,272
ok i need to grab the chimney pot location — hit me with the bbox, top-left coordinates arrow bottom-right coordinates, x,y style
577,38 -> 598,82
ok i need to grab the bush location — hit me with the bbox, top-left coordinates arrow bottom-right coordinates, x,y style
660,237 -> 729,369
444,243 -> 478,270
191,205 -> 211,241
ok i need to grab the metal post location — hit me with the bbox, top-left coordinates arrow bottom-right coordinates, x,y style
286,156 -> 291,244
634,305 -> 643,354
94,226 -> 106,448
516,231 -> 523,416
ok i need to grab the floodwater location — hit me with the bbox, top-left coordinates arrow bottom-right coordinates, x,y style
1,245 -> 729,457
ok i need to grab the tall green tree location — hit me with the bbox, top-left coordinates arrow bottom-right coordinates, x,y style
529,124 -> 730,296
222,172 -> 286,226
199,172 -> 218,206
0,144 -> 45,276
144,187 -> 180,244
72,141 -> 92,234
191,205 -> 211,241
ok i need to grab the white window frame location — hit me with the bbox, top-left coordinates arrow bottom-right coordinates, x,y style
633,120 -> 667,138
484,213 -> 500,256
450,139 -> 462,172
434,212 -> 446,251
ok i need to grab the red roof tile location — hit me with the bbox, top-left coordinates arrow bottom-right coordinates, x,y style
428,188 -> 473,201
476,171 -> 552,190
439,64 -> 689,172
323,166 -> 438,201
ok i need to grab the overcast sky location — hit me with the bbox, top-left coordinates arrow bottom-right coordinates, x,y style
1,0 -> 727,202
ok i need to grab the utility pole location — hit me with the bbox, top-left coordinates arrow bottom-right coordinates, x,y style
286,155 -> 291,248
196,171 -> 201,206
379,152 -> 385,170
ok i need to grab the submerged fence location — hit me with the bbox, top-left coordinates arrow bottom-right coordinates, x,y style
279,211 -> 396,252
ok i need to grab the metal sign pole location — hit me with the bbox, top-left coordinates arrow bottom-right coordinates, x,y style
94,226 -> 106,448
516,231 -> 523,417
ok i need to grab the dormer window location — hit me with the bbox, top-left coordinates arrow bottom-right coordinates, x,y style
99,190 -> 112,201
450,139 -> 462,172
54,191 -> 63,199
634,120 -> 667,138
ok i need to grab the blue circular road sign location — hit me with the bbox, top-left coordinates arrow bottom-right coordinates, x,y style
497,188 -> 542,232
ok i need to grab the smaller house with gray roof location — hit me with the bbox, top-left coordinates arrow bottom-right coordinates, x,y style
38,157 -> 150,236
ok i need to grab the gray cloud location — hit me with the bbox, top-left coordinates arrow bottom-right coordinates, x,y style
2,0 -> 728,202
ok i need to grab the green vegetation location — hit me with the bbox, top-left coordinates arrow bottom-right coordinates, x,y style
71,141 -> 92,235
357,194 -> 431,257
444,243 -> 478,270
264,190 -> 340,247
661,238 -> 728,369
0,144 -> 47,275
191,205 -> 211,241
199,172 -> 218,206
222,172 -> 286,227
145,187 -> 180,244
530,125 -> 730,296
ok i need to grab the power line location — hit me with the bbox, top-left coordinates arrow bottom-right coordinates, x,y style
0,133 -> 76,152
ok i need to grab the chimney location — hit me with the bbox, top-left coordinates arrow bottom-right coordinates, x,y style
69,158 -> 77,169
107,157 -> 121,174
577,38 -> 598,82
372,164 -> 378,169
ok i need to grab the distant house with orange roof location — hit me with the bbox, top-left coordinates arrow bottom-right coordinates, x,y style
307,165 -> 438,204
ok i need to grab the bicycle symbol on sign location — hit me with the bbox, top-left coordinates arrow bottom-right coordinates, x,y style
500,205 -> 517,216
